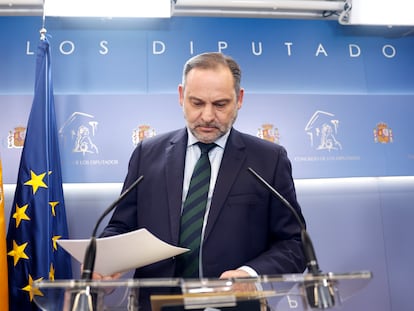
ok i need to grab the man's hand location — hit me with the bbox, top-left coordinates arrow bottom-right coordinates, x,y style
219,269 -> 256,293
80,264 -> 122,280
81,267 -> 122,295
92,271 -> 122,281
220,269 -> 268,311
219,269 -> 250,279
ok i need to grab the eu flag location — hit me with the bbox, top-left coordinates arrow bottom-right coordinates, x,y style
6,36 -> 72,310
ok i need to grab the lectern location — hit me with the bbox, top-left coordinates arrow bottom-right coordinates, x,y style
33,271 -> 372,311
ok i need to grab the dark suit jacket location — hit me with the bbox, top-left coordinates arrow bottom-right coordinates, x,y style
103,127 -> 306,278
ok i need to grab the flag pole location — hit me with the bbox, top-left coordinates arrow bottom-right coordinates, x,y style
40,27 -> 47,41
41,0 -> 46,41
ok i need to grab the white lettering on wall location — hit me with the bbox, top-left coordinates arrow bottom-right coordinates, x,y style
252,41 -> 263,55
285,42 -> 293,56
59,41 -> 75,55
218,41 -> 228,52
349,44 -> 361,57
153,41 -> 165,55
23,40 -> 398,61
383,44 -> 396,58
99,40 -> 109,55
26,41 -> 35,55
189,40 -> 194,55
315,43 -> 328,56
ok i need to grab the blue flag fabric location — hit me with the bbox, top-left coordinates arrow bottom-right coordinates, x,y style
6,38 -> 72,311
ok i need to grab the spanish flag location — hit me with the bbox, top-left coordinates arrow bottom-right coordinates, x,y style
0,158 -> 9,310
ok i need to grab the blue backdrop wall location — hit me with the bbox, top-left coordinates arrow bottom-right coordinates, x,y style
1,15 -> 414,311
1,17 -> 413,182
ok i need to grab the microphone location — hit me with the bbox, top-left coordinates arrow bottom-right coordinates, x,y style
81,175 -> 144,280
247,167 -> 335,309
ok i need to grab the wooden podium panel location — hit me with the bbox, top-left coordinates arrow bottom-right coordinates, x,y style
150,291 -> 274,311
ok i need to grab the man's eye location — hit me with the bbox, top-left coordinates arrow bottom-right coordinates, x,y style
214,102 -> 227,108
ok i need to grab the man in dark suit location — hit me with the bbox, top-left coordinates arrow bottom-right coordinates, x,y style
98,52 -> 306,310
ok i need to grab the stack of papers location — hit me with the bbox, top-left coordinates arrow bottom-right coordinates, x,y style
57,228 -> 188,275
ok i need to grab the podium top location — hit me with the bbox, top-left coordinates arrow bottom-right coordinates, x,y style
33,271 -> 372,310
33,270 -> 372,304
34,270 -> 372,289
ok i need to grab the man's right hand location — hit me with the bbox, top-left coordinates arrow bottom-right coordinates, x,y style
80,264 -> 123,280
92,271 -> 122,280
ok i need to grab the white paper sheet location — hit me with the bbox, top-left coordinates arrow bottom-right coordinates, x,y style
57,228 -> 188,275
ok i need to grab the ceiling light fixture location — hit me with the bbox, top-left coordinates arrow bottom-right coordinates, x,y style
44,0 -> 172,18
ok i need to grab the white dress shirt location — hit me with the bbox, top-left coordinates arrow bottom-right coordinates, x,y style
182,129 -> 258,278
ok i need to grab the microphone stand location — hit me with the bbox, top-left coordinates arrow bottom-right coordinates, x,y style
247,167 -> 335,309
71,175 -> 144,311
81,175 -> 144,280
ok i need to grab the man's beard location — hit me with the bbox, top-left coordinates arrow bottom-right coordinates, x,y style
188,114 -> 238,143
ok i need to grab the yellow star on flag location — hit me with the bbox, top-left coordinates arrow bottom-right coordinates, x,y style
52,235 -> 62,251
24,170 -> 48,195
49,201 -> 59,216
12,203 -> 31,228
49,263 -> 55,281
7,240 -> 29,266
22,275 -> 44,301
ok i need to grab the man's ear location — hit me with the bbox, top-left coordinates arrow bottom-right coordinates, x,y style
178,84 -> 184,107
237,88 -> 244,109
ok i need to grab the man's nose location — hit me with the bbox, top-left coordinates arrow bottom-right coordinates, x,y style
201,105 -> 215,122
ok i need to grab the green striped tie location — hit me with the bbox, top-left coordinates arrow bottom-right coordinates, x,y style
177,142 -> 216,278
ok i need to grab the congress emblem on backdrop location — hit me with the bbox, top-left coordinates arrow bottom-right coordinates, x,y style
7,126 -> 26,149
374,122 -> 393,144
132,124 -> 156,146
59,112 -> 99,155
305,110 -> 342,151
257,123 -> 280,144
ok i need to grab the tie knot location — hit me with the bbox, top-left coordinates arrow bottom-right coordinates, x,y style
197,142 -> 216,155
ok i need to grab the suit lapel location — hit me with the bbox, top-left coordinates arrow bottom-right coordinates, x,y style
204,129 -> 246,240
165,129 -> 187,245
